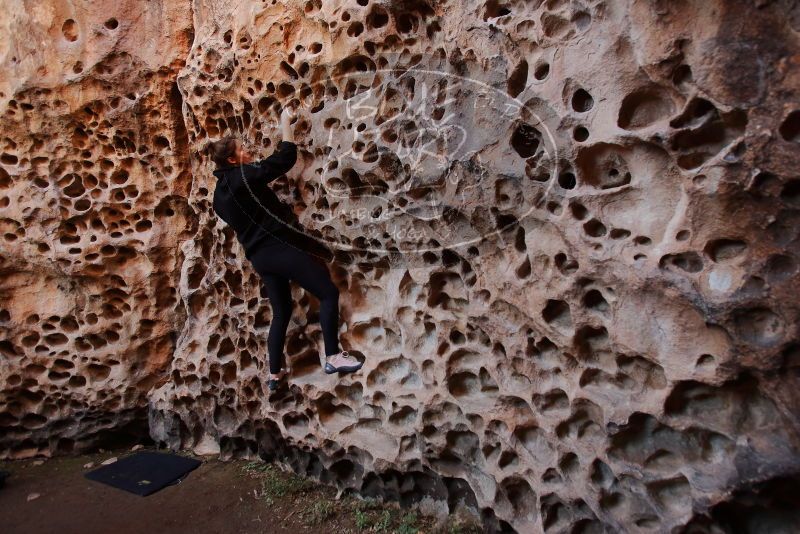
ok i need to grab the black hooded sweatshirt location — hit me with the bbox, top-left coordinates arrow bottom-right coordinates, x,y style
212,140 -> 298,260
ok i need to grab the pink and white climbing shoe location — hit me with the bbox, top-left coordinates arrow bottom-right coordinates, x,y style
324,350 -> 364,374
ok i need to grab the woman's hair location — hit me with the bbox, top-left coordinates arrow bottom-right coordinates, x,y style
207,136 -> 238,168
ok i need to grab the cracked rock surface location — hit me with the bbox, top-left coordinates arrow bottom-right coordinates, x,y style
2,0 -> 800,532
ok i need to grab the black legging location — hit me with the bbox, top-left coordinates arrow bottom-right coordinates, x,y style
249,237 -> 341,374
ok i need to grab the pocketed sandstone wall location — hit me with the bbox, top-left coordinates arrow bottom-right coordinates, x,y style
3,0 -> 800,532
0,1 -> 195,456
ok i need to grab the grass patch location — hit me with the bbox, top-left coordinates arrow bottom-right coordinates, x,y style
261,466 -> 315,499
240,460 -> 270,475
353,496 -> 385,512
302,499 -> 335,526
375,509 -> 393,531
237,460 -> 481,533
355,509 -> 372,530
350,499 -> 427,533
397,512 -> 420,534
239,461 -> 315,505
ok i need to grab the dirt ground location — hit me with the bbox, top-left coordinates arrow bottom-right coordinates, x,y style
0,445 -> 483,534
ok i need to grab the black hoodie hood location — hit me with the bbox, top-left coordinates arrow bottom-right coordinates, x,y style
212,162 -> 243,177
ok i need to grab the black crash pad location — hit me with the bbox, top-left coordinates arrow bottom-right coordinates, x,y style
84,451 -> 202,496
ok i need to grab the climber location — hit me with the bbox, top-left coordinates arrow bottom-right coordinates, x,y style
207,103 -> 364,391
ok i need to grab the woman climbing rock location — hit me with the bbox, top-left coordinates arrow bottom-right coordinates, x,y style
207,103 -> 364,391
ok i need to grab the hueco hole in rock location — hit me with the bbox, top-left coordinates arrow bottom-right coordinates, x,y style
1,0 -> 799,533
